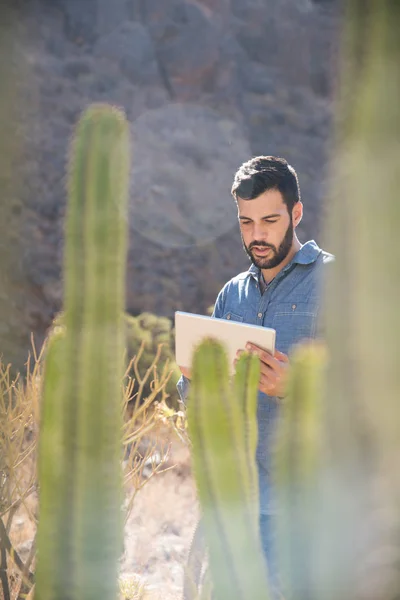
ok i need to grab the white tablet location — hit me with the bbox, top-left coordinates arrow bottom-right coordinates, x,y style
175,311 -> 276,374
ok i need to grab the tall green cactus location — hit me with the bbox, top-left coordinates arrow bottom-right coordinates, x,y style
274,343 -> 326,600
316,2 -> 400,598
187,339 -> 271,600
35,104 -> 130,600
275,2 -> 400,599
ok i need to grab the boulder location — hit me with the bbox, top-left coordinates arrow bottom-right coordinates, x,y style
143,0 -> 220,99
129,103 -> 251,247
94,22 -> 160,85
53,0 -> 129,45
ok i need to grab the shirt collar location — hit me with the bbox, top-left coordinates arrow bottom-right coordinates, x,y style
247,240 -> 322,281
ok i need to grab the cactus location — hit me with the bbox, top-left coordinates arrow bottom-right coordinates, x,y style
186,339 -> 270,600
275,2 -> 400,599
35,104 -> 130,600
183,518 -> 208,600
314,2 -> 400,598
273,343 -> 327,600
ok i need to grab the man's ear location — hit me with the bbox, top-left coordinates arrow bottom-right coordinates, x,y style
292,201 -> 303,228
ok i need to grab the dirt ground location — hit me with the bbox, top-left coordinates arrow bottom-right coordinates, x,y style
120,435 -> 199,600
7,430 -> 198,600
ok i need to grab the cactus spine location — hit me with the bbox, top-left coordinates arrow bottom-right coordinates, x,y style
35,104 -> 130,600
187,339 -> 270,600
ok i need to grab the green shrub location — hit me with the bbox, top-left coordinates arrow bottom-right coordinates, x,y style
125,312 -> 180,405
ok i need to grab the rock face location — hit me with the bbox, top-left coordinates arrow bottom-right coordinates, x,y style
2,0 -> 340,369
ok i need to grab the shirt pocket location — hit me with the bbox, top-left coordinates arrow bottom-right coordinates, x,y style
271,301 -> 317,354
222,310 -> 244,323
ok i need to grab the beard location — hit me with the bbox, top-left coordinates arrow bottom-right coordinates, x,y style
242,220 -> 294,270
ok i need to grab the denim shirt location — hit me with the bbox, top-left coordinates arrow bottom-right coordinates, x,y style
177,240 -> 334,514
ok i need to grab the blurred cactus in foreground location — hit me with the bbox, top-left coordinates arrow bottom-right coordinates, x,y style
277,1 -> 400,599
186,340 -> 270,600
35,104 -> 130,600
320,1 -> 400,598
274,344 -> 327,600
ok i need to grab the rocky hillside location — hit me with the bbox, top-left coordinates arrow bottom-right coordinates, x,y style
1,0 -> 340,369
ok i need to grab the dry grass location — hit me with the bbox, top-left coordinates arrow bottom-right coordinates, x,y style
121,429 -> 198,599
0,336 -> 196,600
6,428 -> 197,600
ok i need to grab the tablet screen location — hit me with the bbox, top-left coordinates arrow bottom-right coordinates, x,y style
175,311 -> 276,373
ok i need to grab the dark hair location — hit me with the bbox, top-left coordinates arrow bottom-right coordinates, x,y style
231,156 -> 301,212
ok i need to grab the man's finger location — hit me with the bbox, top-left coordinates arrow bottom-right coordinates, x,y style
179,366 -> 192,379
259,372 -> 276,394
259,360 -> 274,376
274,349 -> 289,363
260,371 -> 276,385
246,343 -> 275,365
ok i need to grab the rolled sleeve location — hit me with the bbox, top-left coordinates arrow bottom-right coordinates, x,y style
211,285 -> 226,319
176,374 -> 191,404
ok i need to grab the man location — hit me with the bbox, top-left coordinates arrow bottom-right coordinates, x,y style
177,156 -> 333,592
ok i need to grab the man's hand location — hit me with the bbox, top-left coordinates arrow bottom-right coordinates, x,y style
235,343 -> 289,398
179,366 -> 192,380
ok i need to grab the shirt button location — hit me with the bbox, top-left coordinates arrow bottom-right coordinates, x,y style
292,304 -> 296,310
258,312 -> 263,318
226,314 -> 231,320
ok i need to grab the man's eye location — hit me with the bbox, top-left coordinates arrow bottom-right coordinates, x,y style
264,220 -> 278,224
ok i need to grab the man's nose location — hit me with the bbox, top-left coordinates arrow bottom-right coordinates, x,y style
252,223 -> 267,241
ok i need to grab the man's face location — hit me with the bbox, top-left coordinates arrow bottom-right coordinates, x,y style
237,188 -> 298,270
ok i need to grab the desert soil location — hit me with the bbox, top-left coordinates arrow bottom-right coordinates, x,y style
121,434 -> 199,600
7,430 -> 198,600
